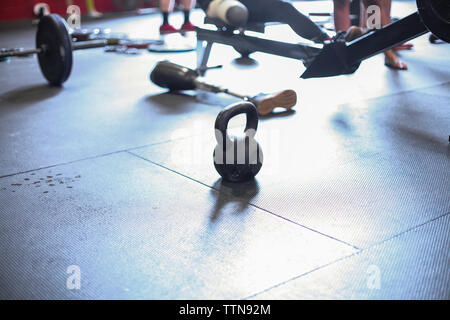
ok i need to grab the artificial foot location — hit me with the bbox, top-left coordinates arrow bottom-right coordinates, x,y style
250,90 -> 297,116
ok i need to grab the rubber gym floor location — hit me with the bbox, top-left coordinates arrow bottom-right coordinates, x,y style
0,0 -> 449,300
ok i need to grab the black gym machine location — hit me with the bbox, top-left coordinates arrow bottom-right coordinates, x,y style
303,0 -> 450,78
195,0 -> 450,78
2,1 -> 448,85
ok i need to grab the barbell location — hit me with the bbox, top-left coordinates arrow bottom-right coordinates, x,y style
416,0 -> 450,43
0,14 -> 123,86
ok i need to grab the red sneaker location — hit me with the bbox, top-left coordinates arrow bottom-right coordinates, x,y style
159,23 -> 179,34
180,22 -> 196,32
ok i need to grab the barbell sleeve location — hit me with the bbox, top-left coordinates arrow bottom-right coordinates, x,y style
71,38 -> 120,51
0,48 -> 42,58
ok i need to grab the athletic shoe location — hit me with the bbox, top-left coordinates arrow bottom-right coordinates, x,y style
159,23 -> 179,34
180,22 -> 196,32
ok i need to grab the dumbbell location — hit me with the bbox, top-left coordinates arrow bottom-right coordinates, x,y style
0,14 -> 121,86
150,61 -> 297,115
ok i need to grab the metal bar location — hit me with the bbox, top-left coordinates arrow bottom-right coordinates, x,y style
221,88 -> 247,100
1,38 -> 118,58
0,48 -> 41,58
197,41 -> 214,76
195,79 -> 247,99
346,12 -> 428,63
72,39 -> 110,51
197,28 -> 321,62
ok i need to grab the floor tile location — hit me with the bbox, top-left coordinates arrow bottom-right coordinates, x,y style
251,214 -> 450,299
131,90 -> 450,248
0,152 -> 355,299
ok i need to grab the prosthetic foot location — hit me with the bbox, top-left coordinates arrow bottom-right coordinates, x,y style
249,90 -> 297,116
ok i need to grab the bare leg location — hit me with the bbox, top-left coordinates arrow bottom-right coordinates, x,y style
362,0 -> 407,70
160,0 -> 175,12
333,0 -> 351,31
160,0 -> 178,33
181,0 -> 196,10
180,0 -> 197,31
362,0 -> 391,26
360,1 -> 366,28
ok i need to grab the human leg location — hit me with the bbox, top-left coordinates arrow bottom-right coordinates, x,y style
333,0 -> 351,31
160,0 -> 178,33
362,0 -> 407,69
180,0 -> 197,31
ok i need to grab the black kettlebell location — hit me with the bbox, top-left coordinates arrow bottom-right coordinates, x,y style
213,102 -> 263,182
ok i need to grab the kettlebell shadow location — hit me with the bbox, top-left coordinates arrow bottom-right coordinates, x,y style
208,178 -> 260,224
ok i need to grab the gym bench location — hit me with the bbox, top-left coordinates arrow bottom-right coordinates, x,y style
195,17 -> 322,76
195,1 -> 448,79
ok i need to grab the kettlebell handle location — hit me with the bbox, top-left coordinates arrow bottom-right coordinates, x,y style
214,102 -> 258,145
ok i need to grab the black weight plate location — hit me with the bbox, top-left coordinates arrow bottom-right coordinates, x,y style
416,0 -> 450,43
36,14 -> 73,86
